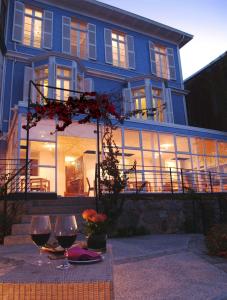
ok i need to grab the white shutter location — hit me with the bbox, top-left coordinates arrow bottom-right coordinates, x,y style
163,86 -> 174,123
84,78 -> 94,93
123,88 -> 133,115
23,66 -> 35,102
149,41 -> 157,75
62,16 -> 71,54
167,48 -> 176,80
71,61 -> 78,95
12,1 -> 24,43
126,35 -> 135,69
88,23 -> 96,60
104,28 -> 112,64
43,10 -> 53,49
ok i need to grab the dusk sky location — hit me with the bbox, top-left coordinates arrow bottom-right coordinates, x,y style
101,0 -> 227,79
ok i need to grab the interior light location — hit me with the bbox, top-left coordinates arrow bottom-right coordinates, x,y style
43,143 -> 55,151
65,156 -> 76,163
160,143 -> 172,150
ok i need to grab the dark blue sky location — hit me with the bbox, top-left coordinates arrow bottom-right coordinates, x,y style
101,0 -> 227,79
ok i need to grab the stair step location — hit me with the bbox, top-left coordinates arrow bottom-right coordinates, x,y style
31,198 -> 96,207
11,223 -> 31,235
28,206 -> 95,214
4,235 -> 33,246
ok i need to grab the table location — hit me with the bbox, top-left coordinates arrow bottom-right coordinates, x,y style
21,178 -> 50,192
0,244 -> 113,300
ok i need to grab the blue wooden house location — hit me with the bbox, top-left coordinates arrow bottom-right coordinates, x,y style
0,0 -> 226,196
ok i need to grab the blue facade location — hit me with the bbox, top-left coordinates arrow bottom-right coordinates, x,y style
0,0 -> 226,195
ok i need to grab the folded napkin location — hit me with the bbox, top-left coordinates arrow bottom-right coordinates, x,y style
67,246 -> 101,261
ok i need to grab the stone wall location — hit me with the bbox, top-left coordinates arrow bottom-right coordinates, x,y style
115,193 -> 227,234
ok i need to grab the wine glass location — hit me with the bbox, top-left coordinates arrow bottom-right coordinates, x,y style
30,215 -> 51,266
54,215 -> 78,270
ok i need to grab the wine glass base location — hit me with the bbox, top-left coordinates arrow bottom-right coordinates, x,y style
56,263 -> 71,270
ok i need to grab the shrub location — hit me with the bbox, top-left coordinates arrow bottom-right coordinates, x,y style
205,224 -> 227,257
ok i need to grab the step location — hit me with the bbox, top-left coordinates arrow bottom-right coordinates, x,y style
31,197 -> 96,207
11,223 -> 31,235
28,206 -> 96,215
4,235 -> 33,246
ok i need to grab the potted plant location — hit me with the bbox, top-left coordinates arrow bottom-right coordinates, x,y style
82,209 -> 108,252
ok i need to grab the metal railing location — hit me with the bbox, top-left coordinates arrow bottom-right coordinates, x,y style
97,163 -> 227,194
0,159 -> 32,239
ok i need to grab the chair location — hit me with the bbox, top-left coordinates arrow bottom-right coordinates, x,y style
86,177 -> 94,196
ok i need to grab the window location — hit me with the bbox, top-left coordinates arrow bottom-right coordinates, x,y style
111,31 -> 127,68
56,67 -> 71,101
13,2 -> 53,49
132,88 -> 147,119
152,88 -> 164,122
149,42 -> 176,80
105,28 -> 135,69
71,19 -> 87,59
24,7 -> 43,48
62,17 -> 96,60
35,67 -> 48,103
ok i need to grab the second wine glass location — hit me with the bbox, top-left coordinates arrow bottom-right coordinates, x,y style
54,215 -> 78,269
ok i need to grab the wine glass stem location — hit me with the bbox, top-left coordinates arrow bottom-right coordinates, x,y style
38,247 -> 43,266
64,249 -> 70,268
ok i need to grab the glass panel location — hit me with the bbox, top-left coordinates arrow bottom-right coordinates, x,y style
176,136 -> 189,152
24,16 -> 32,46
190,137 -> 204,155
111,128 -> 122,147
218,142 -> 227,156
176,154 -> 192,170
205,156 -> 218,172
204,139 -> 217,156
30,141 -> 55,166
25,8 -> 33,15
21,118 -> 56,141
160,152 -> 176,170
219,157 -> 227,173
36,167 -> 55,192
124,149 -> 142,167
142,132 -> 151,150
159,133 -> 175,152
35,10 -> 43,18
80,31 -> 87,59
57,133 -> 96,196
151,132 -> 159,150
124,130 -> 140,148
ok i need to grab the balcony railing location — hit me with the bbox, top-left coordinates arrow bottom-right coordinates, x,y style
97,163 -> 227,194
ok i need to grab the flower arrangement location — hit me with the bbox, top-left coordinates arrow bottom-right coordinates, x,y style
82,209 -> 108,236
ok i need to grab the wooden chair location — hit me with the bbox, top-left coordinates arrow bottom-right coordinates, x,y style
86,177 -> 94,196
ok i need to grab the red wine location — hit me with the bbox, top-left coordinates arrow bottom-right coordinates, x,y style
31,233 -> 50,246
56,235 -> 77,248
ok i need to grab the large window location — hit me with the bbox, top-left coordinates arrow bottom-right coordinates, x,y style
56,67 -> 71,101
71,19 -> 87,59
24,7 -> 43,48
154,45 -> 169,79
149,42 -> 176,80
112,31 -> 127,68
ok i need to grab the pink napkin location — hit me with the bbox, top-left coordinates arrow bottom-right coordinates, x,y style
67,246 -> 101,261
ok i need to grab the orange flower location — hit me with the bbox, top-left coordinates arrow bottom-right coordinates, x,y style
90,213 -> 107,223
82,209 -> 97,221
